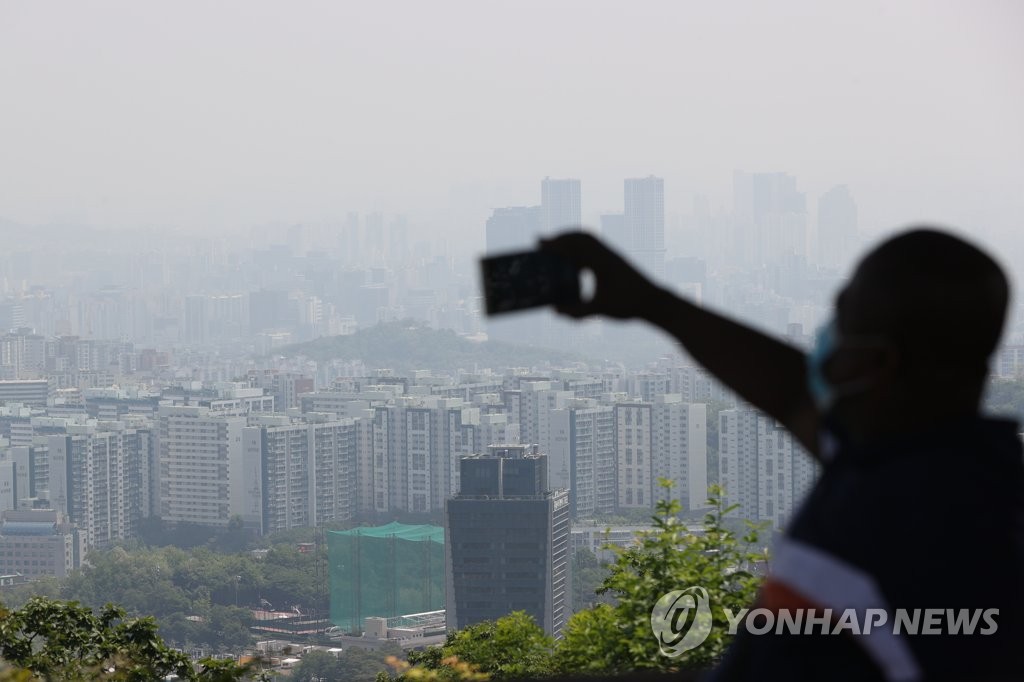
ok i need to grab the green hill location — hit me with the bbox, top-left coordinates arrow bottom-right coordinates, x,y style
276,321 -> 590,372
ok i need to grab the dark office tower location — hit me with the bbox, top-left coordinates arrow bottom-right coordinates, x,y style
817,185 -> 858,270
484,206 -> 542,255
445,444 -> 571,637
541,177 -> 581,235
599,213 -> 630,254
625,176 -> 666,278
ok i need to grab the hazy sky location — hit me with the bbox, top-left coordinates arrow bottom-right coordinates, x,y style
1,1 -> 1022,253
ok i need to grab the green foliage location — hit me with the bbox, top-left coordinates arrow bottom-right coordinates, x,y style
405,612 -> 553,680
571,548 -> 613,612
2,541 -> 324,651
278,320 -> 588,373
405,485 -> 765,678
554,480 -> 765,675
291,645 -> 403,682
0,597 -> 257,681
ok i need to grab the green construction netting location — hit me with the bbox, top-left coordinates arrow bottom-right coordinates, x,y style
328,522 -> 445,631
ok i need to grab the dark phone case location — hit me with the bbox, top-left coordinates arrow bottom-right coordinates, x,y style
480,251 -> 581,316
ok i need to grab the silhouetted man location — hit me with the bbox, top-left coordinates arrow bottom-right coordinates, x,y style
542,228 -> 1024,681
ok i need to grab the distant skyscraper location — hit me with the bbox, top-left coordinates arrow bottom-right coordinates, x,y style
364,212 -> 385,263
389,215 -> 410,264
484,206 -> 542,255
341,212 -> 360,265
733,171 -> 807,267
541,178 -> 581,235
599,213 -> 629,254
184,295 -> 209,346
625,176 -> 665,278
445,444 -> 571,637
817,185 -> 858,270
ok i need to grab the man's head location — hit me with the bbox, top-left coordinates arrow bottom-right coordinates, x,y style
820,227 -> 1009,438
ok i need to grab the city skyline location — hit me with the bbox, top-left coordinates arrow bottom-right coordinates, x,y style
1,2 -> 1021,266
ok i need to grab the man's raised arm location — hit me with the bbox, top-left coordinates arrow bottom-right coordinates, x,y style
541,232 -> 820,456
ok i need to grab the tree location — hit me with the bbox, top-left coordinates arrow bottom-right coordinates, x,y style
571,547 -> 612,612
404,612 -> 554,680
0,597 -> 257,680
291,650 -> 342,681
554,481 -> 765,675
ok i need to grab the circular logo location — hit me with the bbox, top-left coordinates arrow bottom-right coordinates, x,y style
651,586 -> 713,657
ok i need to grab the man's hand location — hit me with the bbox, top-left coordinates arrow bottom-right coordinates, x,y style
539,231 -> 664,320
542,229 -> 820,457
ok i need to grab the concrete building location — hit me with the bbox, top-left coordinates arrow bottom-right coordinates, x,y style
445,444 -> 571,637
548,401 -> 616,518
45,422 -> 148,549
599,213 -> 629,254
241,414 -> 359,535
484,206 -> 542,255
625,176 -> 666,278
651,395 -> 708,512
0,380 -> 50,406
756,415 -> 818,530
157,404 -> 246,528
817,184 -> 858,270
541,177 -> 581,235
718,407 -> 820,529
0,509 -> 81,579
733,171 -> 807,267
719,408 -> 760,522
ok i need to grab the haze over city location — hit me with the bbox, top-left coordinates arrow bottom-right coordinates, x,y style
0,3 -> 1023,680
2,1 -> 1023,265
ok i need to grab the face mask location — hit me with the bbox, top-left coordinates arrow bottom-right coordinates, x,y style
806,319 -> 840,412
806,318 -> 888,413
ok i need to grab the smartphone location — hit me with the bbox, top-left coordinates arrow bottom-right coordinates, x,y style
480,250 -> 581,316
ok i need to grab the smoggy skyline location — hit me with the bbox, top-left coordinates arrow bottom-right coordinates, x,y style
2,1 -> 1022,260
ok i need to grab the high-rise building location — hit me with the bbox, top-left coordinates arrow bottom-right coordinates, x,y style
719,408 -> 760,522
157,404 -> 246,528
756,415 -> 818,529
0,302 -> 26,333
651,395 -> 708,512
548,400 -> 616,518
541,177 -> 581,235
732,171 -> 807,267
511,380 -> 574,455
817,184 -> 858,270
624,176 -> 666,278
44,423 -> 148,550
484,206 -> 542,255
364,212 -> 385,263
365,396 -> 498,514
615,396 -> 707,511
718,408 -> 819,529
184,295 -> 209,346
241,414 -> 358,535
445,444 -> 571,637
599,213 -> 630,254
